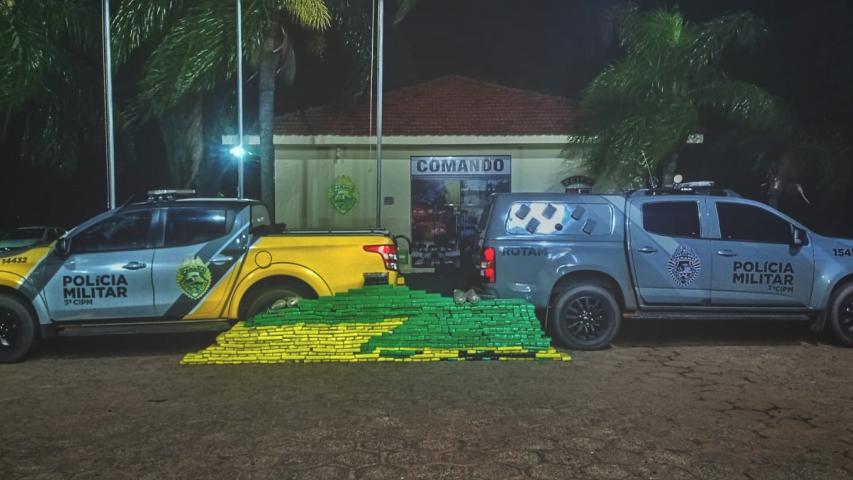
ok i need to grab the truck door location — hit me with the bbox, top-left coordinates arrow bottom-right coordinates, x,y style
628,198 -> 712,305
709,201 -> 814,307
43,209 -> 157,321
151,207 -> 248,318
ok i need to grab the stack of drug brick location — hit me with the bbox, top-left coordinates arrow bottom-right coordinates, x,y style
181,285 -> 570,364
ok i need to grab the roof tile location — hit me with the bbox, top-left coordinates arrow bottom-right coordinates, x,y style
274,75 -> 578,136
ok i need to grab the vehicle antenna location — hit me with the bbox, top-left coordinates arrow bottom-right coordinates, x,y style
640,151 -> 658,189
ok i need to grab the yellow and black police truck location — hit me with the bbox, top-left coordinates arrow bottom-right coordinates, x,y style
0,191 -> 401,362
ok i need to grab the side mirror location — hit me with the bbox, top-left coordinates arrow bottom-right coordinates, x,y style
251,223 -> 287,236
791,226 -> 808,247
55,237 -> 69,257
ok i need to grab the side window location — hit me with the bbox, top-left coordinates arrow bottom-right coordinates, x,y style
717,202 -> 791,244
642,202 -> 700,238
164,208 -> 230,247
45,229 -> 58,242
505,202 -> 613,236
72,211 -> 153,253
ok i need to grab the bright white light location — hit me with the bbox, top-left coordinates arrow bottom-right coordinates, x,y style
230,145 -> 245,158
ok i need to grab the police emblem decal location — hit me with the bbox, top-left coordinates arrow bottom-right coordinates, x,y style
667,245 -> 702,287
328,175 -> 359,215
176,256 -> 212,300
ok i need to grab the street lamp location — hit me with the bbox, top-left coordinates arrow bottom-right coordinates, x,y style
230,145 -> 246,158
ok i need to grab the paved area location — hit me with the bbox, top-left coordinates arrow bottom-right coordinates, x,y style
2,320 -> 853,479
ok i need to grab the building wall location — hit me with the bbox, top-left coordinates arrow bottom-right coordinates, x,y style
273,136 -> 586,240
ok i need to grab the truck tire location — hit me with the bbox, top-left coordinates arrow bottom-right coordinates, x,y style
550,284 -> 621,350
242,282 -> 317,321
0,293 -> 39,363
828,283 -> 853,347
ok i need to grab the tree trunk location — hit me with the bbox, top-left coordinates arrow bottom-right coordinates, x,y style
661,153 -> 677,187
258,18 -> 282,221
159,96 -> 203,189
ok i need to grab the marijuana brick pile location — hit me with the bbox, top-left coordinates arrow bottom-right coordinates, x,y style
181,285 -> 570,364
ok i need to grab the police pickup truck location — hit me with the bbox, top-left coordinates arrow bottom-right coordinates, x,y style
478,182 -> 853,350
0,191 -> 401,362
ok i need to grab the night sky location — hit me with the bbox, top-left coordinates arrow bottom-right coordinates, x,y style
1,0 -> 852,233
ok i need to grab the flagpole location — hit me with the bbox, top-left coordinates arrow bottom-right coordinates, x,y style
375,0 -> 384,228
236,0 -> 244,199
102,0 -> 116,209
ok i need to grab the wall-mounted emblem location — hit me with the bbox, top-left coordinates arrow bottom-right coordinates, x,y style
176,256 -> 211,300
561,175 -> 595,193
328,175 -> 359,215
667,245 -> 702,287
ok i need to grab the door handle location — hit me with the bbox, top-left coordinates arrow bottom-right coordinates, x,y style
638,246 -> 657,254
122,261 -> 147,270
716,250 -> 737,257
210,255 -> 234,266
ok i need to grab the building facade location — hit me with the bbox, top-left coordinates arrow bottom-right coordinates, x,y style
228,76 -> 590,268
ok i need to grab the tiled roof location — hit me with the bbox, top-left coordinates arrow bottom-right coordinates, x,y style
274,75 -> 578,136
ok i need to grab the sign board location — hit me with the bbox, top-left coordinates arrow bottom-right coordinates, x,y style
411,156 -> 511,177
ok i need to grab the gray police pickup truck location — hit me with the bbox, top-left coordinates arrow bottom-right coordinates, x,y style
478,182 -> 853,350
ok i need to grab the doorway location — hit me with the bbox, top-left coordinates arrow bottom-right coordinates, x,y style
409,156 -> 511,291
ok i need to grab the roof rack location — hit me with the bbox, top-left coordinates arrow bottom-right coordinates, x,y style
146,189 -> 197,202
630,181 -> 739,198
675,181 -> 715,191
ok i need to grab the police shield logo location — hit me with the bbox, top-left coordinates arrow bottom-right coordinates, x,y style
667,245 -> 702,287
176,257 -> 211,300
328,175 -> 359,215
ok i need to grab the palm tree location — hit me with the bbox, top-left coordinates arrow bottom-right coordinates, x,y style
0,0 -> 101,174
114,0 -> 331,219
3,0 -> 409,219
578,7 -> 789,189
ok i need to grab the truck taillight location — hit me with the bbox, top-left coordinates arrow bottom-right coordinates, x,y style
480,247 -> 495,283
364,244 -> 398,271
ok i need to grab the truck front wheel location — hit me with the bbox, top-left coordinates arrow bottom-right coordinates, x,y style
550,285 -> 621,350
828,283 -> 853,347
0,293 -> 39,363
242,282 -> 317,321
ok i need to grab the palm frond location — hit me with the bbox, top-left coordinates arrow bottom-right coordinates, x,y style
689,12 -> 766,68
0,2 -> 53,106
112,0 -> 187,65
141,0 -> 239,114
698,80 -> 788,132
394,0 -> 418,25
586,101 -> 698,185
325,0 -> 373,101
618,9 -> 685,56
0,0 -> 97,106
579,8 -> 789,189
281,0 -> 331,30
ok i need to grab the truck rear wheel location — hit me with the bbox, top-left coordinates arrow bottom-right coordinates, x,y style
242,282 -> 317,321
0,293 -> 38,363
828,283 -> 853,347
550,285 -> 620,350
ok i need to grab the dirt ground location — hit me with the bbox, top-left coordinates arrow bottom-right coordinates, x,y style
2,320 -> 853,480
